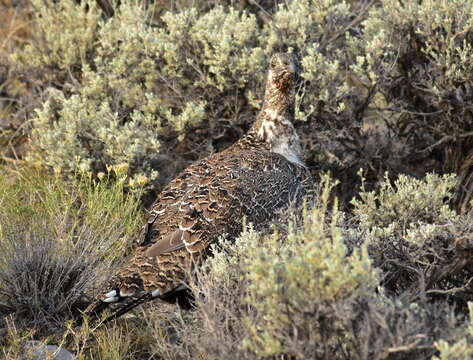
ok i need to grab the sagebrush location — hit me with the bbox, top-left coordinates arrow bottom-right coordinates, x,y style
1,0 -> 473,359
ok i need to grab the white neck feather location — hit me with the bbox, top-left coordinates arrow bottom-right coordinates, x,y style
257,109 -> 304,167
271,140 -> 304,167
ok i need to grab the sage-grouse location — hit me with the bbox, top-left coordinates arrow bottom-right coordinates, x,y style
85,52 -> 310,321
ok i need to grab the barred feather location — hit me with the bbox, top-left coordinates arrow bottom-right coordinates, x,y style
84,53 -> 311,322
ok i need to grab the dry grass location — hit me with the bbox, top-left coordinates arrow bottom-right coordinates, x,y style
1,1 -> 473,359
0,166 -> 472,359
0,164 -> 143,338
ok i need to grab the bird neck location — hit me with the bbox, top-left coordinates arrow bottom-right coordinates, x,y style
260,74 -> 296,122
235,77 -> 303,167
247,73 -> 295,139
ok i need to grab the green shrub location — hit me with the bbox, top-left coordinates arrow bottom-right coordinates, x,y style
352,172 -> 458,231
24,2 -> 265,189
357,0 -> 473,211
145,177 -> 378,359
5,0 -> 473,207
352,172 -> 473,309
3,0 -> 473,358
13,0 -> 373,194
241,179 -> 377,358
433,302 -> 473,360
0,165 -> 143,333
1,168 -> 470,359
360,0 -> 473,141
143,175 -> 469,360
13,0 -> 100,70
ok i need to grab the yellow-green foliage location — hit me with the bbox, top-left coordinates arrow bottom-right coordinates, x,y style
362,0 -> 473,83
93,324 -> 136,360
7,0 -> 473,206
352,172 -> 458,245
351,172 -> 473,311
1,167 -> 470,359
13,0 -> 101,69
434,302 -> 473,360
241,180 -> 377,357
146,174 -> 470,360
4,0 -> 473,358
183,178 -> 378,359
358,0 -> 473,139
0,165 -> 143,330
354,171 -> 465,283
16,0 -> 365,189
0,165 -> 142,243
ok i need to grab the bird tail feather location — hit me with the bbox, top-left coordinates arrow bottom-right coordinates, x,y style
81,293 -> 152,324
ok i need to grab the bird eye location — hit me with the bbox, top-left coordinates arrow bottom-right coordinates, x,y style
270,59 -> 278,68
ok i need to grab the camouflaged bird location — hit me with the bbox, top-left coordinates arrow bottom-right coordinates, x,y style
84,52 -> 311,321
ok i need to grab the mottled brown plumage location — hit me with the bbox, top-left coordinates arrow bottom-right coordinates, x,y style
84,53 -> 311,321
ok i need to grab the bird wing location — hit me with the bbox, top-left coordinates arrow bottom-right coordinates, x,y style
85,150 -> 308,322
144,229 -> 186,256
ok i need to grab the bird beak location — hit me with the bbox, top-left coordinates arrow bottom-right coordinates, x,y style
286,62 -> 296,74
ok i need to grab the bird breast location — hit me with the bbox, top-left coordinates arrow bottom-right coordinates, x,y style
257,109 -> 304,167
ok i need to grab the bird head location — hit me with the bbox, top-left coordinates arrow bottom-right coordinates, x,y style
249,52 -> 304,167
267,52 -> 298,94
